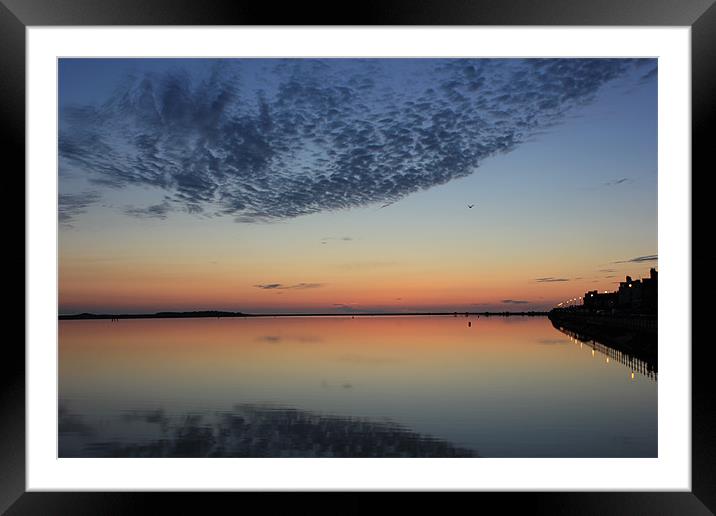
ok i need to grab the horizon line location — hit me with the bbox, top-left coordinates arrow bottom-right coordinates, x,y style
58,310 -> 552,320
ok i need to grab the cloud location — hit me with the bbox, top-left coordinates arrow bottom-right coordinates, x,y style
535,277 -> 570,283
614,254 -> 657,263
256,334 -> 321,343
639,65 -> 658,83
332,303 -> 370,313
59,58 -> 654,223
124,201 -> 173,219
321,236 -> 353,244
254,282 -> 323,290
501,299 -> 530,304
256,335 -> 282,343
604,177 -> 631,186
58,191 -> 101,225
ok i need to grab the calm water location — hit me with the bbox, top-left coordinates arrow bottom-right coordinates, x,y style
59,316 -> 657,457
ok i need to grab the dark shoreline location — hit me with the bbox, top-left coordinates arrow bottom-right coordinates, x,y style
548,311 -> 657,371
59,310 -> 550,320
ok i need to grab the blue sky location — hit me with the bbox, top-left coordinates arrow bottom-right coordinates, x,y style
58,58 -> 657,313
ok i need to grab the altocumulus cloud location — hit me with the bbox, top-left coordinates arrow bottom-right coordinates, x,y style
59,191 -> 101,225
60,59 -> 655,222
124,200 -> 173,219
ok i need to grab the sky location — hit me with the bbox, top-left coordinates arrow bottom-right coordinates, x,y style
58,58 -> 658,314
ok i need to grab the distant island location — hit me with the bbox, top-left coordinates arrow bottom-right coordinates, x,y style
59,310 -> 550,320
59,311 -> 247,320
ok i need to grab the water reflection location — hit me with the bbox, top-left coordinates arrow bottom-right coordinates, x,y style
59,402 -> 476,458
59,316 -> 657,457
552,325 -> 657,381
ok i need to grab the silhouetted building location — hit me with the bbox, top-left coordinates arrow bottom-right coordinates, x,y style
618,275 -> 640,308
582,268 -> 657,315
583,290 -> 618,310
639,268 -> 658,313
617,268 -> 657,314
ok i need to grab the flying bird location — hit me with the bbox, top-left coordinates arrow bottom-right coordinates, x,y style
467,204 -> 476,209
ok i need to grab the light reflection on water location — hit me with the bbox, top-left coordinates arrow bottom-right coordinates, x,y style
59,315 -> 657,457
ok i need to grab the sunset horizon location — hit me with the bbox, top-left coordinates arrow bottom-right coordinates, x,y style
58,57 -> 658,460
59,58 -> 657,315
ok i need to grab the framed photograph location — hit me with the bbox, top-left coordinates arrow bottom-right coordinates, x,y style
6,0 -> 713,512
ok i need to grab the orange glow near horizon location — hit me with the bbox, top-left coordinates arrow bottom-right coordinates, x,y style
59,244 -> 656,313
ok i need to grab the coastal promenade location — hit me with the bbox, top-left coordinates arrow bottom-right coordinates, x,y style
548,309 -> 657,371
548,310 -> 656,333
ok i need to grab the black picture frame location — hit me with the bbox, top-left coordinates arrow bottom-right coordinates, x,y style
4,0 -> 713,513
